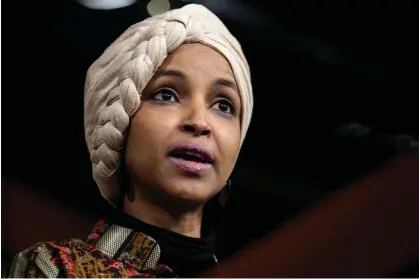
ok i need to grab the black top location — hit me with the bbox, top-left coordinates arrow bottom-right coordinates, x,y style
109,209 -> 217,277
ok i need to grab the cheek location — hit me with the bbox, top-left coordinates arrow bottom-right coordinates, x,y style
216,123 -> 241,168
125,110 -> 175,167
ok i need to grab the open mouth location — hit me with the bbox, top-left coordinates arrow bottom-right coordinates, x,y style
168,143 -> 213,164
168,143 -> 214,174
169,150 -> 212,163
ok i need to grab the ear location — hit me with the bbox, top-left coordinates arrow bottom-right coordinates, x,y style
217,179 -> 231,207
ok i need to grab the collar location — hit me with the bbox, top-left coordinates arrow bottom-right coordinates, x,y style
86,219 -> 162,272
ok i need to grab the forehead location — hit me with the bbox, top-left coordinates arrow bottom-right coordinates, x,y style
160,43 -> 235,79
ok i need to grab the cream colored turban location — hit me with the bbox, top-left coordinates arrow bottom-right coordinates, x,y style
84,4 -> 253,204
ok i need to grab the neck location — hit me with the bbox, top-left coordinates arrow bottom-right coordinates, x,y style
123,192 -> 204,238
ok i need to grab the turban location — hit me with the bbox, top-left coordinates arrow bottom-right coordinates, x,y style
84,4 -> 253,204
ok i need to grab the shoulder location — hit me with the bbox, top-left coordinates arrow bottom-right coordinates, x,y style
8,239 -> 90,278
7,239 -> 162,278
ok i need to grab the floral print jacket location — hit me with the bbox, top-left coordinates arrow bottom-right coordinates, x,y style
8,219 -> 179,278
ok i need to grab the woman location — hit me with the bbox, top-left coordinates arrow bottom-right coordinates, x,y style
8,3 -> 253,278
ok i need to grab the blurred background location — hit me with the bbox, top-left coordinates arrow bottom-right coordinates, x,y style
2,0 -> 418,276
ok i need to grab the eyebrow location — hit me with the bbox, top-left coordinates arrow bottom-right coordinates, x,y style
214,78 -> 238,92
154,69 -> 238,92
154,69 -> 186,79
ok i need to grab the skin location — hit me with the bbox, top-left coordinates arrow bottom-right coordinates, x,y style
123,43 -> 241,238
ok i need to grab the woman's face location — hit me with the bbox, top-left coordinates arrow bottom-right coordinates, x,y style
124,43 -> 241,208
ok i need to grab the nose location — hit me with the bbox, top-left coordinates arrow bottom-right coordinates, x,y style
182,123 -> 211,137
180,103 -> 212,137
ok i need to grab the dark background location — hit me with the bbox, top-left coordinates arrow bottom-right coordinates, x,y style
2,0 -> 418,275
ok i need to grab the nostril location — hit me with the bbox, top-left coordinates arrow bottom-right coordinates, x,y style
184,125 -> 195,133
182,124 -> 211,136
200,130 -> 210,136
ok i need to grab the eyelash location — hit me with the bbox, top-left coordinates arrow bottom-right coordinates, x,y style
213,96 -> 236,116
151,88 -> 236,116
151,87 -> 179,102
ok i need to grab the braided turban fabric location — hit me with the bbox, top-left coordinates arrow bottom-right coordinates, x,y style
84,4 -> 253,205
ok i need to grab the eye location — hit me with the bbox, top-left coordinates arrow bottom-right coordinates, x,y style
212,99 -> 235,115
151,88 -> 178,102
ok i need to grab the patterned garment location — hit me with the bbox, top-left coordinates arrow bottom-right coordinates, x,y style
8,219 -> 178,278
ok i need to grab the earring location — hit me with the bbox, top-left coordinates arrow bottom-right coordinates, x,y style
217,179 -> 231,207
226,179 -> 232,197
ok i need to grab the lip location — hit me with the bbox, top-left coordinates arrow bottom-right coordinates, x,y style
168,143 -> 214,175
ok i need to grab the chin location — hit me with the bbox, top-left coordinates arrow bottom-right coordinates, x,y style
163,180 -> 214,207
